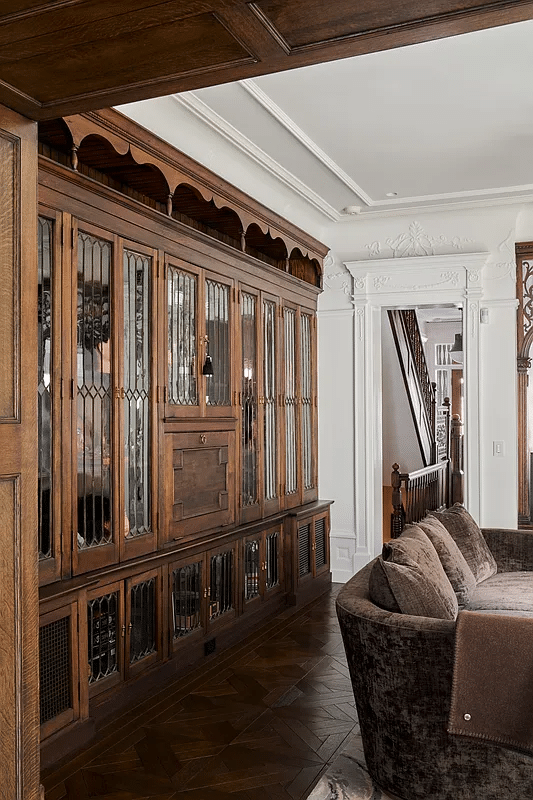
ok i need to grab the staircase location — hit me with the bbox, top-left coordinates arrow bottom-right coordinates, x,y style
387,309 -> 437,467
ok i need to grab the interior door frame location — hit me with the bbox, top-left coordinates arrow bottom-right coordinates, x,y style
345,252 -> 488,564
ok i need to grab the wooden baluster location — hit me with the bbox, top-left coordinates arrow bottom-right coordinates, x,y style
391,464 -> 404,538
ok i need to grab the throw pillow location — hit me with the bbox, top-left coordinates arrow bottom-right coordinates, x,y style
428,504 -> 497,584
417,515 -> 476,606
369,557 -> 401,612
379,525 -> 458,620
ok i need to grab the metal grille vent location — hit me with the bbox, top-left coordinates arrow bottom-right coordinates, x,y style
266,531 -> 279,590
130,578 -> 156,663
209,550 -> 233,619
298,523 -> 311,577
39,616 -> 71,725
244,539 -> 260,600
88,592 -> 118,683
315,518 -> 327,569
172,562 -> 202,638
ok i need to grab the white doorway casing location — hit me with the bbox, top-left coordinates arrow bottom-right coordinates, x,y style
344,252 -> 489,571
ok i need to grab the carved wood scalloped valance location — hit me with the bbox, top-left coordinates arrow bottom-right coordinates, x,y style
43,109 -> 326,286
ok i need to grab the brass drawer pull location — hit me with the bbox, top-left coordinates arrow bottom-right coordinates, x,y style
200,434 -> 207,444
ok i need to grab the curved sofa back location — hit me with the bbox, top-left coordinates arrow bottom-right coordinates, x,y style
336,559 -> 533,800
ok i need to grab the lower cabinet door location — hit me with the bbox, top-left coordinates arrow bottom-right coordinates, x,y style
207,543 -> 237,630
87,580 -> 124,697
39,600 -> 81,741
126,568 -> 162,679
169,557 -> 206,652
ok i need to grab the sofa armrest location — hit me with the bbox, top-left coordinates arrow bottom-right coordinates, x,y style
481,527 -> 533,572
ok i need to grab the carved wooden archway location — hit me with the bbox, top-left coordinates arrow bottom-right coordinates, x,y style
516,243 -> 533,526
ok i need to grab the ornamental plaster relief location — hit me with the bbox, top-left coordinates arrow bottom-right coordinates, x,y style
364,221 -> 473,259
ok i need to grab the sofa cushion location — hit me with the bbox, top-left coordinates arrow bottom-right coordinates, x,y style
466,571 -> 533,613
429,504 -> 497,584
377,525 -> 458,620
417,515 -> 476,606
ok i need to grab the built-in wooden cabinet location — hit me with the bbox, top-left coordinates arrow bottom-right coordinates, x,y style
37,109 -> 331,766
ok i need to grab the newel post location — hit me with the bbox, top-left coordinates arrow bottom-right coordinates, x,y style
450,414 -> 464,505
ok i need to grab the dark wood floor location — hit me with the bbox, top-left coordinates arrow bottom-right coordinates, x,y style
42,584 -> 358,800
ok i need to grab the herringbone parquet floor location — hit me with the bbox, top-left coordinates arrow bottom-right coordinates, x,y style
42,584 -> 358,800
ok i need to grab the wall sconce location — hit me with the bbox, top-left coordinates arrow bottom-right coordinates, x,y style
202,336 -> 214,377
450,333 -> 463,364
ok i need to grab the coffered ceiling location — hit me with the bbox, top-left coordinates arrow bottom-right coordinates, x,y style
2,0 -> 533,120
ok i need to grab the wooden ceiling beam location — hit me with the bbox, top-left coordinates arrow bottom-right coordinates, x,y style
2,0 -> 533,120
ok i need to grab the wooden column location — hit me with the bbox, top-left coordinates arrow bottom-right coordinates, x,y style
0,106 -> 40,800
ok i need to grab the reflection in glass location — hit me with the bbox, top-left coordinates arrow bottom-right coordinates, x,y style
172,562 -> 202,638
284,308 -> 298,496
244,538 -> 260,600
263,300 -> 277,502
130,578 -> 156,663
301,314 -> 313,490
167,265 -> 197,405
266,531 -> 279,590
241,293 -> 258,507
209,550 -> 233,619
77,232 -> 112,549
88,592 -> 118,683
205,279 -> 230,405
38,217 -> 53,559
124,250 -> 151,538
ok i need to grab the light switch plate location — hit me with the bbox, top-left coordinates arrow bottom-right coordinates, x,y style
493,441 -> 504,457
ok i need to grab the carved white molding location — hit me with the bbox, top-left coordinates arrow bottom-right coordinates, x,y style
485,230 -> 516,282
173,93 -> 341,221
323,254 -> 352,296
365,221 -> 473,258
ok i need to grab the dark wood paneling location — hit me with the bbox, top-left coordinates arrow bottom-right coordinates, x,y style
0,105 -> 40,800
0,11 -> 255,103
1,0 -> 533,119
250,0 -> 514,50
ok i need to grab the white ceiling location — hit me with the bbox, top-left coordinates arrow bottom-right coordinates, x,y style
120,19 -> 533,224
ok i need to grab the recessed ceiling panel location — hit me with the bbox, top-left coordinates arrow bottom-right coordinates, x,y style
249,0 -> 520,50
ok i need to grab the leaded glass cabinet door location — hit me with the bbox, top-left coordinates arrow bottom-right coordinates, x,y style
240,288 -> 261,522
165,258 -> 200,418
204,273 -> 232,416
262,295 -> 281,517
300,311 -> 318,504
283,305 -> 300,509
119,243 -> 156,560
87,579 -> 124,697
38,212 -> 62,583
73,223 -> 118,573
126,568 -> 161,678
170,559 -> 205,651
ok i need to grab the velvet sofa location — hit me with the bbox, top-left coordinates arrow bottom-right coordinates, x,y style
336,507 -> 533,800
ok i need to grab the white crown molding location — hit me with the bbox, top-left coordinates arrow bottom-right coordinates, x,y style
172,92 -> 342,222
339,189 -> 533,219
240,79 -> 372,206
